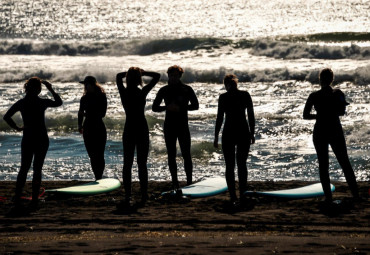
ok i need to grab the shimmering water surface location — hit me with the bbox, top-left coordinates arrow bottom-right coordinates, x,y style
0,0 -> 369,181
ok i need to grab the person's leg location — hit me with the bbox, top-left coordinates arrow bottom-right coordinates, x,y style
15,137 -> 33,204
222,136 -> 237,202
31,136 -> 49,202
137,133 -> 149,202
122,134 -> 135,202
236,136 -> 251,198
313,134 -> 332,202
95,126 -> 107,180
164,126 -> 179,190
330,134 -> 359,199
178,127 -> 192,186
83,126 -> 106,180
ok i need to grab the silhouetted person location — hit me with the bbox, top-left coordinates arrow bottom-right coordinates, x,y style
117,67 -> 160,207
303,68 -> 359,203
78,76 -> 107,180
152,65 -> 199,193
214,74 -> 255,204
3,77 -> 62,212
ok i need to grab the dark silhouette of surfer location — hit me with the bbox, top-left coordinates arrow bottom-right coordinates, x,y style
152,65 -> 199,194
3,77 -> 63,212
214,74 -> 255,205
78,76 -> 107,180
116,67 -> 160,207
303,68 -> 359,204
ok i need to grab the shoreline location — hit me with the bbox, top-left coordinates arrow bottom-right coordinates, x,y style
1,181 -> 370,254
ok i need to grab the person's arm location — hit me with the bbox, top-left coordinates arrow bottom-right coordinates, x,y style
78,97 -> 85,134
187,87 -> 199,111
246,92 -> 255,144
335,89 -> 349,116
116,72 -> 127,95
214,95 -> 224,148
3,101 -> 23,132
142,71 -> 160,96
152,88 -> 166,112
43,80 -> 63,107
303,94 -> 316,120
100,93 -> 108,118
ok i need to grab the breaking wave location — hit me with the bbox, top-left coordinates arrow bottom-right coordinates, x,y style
1,33 -> 369,59
249,39 -> 370,60
1,64 -> 370,85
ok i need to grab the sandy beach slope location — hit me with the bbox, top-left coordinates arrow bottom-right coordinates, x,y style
1,180 -> 369,254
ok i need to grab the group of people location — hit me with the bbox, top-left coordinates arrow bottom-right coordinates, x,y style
3,66 -> 359,212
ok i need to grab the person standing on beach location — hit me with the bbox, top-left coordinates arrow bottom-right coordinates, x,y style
116,68 -> 160,207
152,65 -> 199,195
78,76 -> 107,180
214,74 -> 255,206
3,77 -> 63,212
303,68 -> 359,204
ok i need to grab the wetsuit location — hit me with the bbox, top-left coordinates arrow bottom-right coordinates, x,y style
303,86 -> 359,201
78,92 -> 107,180
215,88 -> 255,201
152,82 -> 199,189
4,92 -> 62,202
117,72 -> 159,201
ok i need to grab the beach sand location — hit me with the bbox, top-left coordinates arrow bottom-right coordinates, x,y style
1,180 -> 369,254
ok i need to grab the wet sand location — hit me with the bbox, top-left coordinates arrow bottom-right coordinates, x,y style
1,180 -> 369,254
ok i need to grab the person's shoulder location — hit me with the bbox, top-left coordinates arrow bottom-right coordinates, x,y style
158,84 -> 170,92
333,88 -> 344,96
240,90 -> 251,97
183,84 -> 197,94
308,90 -> 320,98
219,92 -> 227,98
12,98 -> 25,107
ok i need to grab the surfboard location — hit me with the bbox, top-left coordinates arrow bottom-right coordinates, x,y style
46,178 -> 121,196
244,183 -> 335,199
163,177 -> 228,198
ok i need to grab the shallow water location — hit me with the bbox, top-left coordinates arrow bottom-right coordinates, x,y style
0,0 -> 369,181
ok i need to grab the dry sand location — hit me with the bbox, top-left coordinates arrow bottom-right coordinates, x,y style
1,180 -> 369,254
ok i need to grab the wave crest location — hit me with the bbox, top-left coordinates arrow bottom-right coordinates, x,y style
250,39 -> 370,60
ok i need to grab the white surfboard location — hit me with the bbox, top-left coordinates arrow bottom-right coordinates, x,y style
162,177 -> 228,198
46,178 -> 121,196
244,183 -> 335,199
181,177 -> 228,198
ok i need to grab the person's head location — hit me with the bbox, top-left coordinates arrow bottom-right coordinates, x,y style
319,68 -> 334,87
79,76 -> 105,95
24,77 -> 42,95
167,65 -> 184,84
223,74 -> 238,91
126,67 -> 143,88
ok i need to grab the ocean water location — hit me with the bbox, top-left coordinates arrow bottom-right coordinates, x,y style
0,0 -> 369,182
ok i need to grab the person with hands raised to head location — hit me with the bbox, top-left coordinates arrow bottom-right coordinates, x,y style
214,74 -> 255,207
3,77 -> 63,213
78,76 -> 107,181
116,67 -> 160,209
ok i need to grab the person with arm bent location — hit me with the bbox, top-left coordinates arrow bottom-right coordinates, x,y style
152,65 -> 199,195
3,77 -> 63,212
117,67 -> 160,208
303,68 -> 359,205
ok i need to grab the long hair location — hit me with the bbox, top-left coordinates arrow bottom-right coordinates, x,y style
82,76 -> 105,95
126,67 -> 143,88
24,77 -> 42,94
